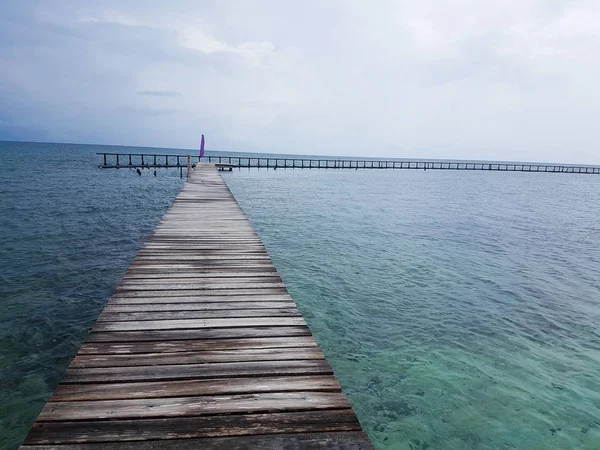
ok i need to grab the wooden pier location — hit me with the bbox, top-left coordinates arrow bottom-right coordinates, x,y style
98,152 -> 600,174
21,164 -> 373,449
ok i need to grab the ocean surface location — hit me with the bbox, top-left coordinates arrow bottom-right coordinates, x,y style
1,141 -> 600,449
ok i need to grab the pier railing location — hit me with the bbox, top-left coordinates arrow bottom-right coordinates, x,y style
97,152 -> 600,174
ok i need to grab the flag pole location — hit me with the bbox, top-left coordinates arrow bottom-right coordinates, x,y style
199,134 -> 205,161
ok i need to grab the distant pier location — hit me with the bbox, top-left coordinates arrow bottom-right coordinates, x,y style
21,164 -> 373,449
98,152 -> 600,174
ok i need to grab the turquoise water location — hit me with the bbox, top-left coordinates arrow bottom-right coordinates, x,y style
225,168 -> 600,449
0,142 -> 184,448
2,142 -> 600,449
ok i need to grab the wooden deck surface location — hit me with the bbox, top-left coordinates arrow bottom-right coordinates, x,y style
22,164 -> 373,449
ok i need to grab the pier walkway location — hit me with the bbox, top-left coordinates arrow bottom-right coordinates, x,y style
21,164 -> 372,449
98,152 -> 600,174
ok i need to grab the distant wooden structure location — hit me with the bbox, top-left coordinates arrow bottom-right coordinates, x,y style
21,164 -> 373,449
98,152 -> 600,174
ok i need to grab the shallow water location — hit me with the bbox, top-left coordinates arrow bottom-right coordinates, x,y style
1,142 -> 600,449
224,168 -> 600,449
0,142 -> 184,448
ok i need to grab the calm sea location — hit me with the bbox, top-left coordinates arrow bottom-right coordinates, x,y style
1,142 -> 600,449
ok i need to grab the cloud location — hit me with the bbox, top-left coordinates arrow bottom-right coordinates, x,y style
137,91 -> 182,97
0,0 -> 599,163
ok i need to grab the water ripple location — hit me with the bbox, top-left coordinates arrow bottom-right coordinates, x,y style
225,168 -> 600,450
0,142 -> 184,449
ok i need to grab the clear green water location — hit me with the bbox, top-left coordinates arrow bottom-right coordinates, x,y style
1,142 -> 600,449
223,169 -> 600,450
0,142 -> 185,449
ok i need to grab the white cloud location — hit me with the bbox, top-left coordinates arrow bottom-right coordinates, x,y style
179,28 -> 231,54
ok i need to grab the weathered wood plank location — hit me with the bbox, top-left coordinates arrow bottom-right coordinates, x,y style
134,255 -> 272,261
122,273 -> 280,280
51,375 -> 340,401
139,241 -> 261,246
79,336 -> 319,355
109,294 -> 293,304
114,282 -> 286,291
126,266 -> 277,273
136,251 -> 269,257
85,326 -> 313,342
150,231 -> 257,234
71,347 -> 325,368
92,317 -> 307,332
97,308 -> 301,322
103,301 -> 297,312
149,235 -> 266,238
22,431 -> 373,449
141,245 -> 268,250
119,276 -> 282,284
131,260 -> 275,266
38,392 -> 350,421
111,288 -> 289,297
64,359 -> 333,383
24,410 -> 359,444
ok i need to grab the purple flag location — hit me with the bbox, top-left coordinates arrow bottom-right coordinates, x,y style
199,134 -> 205,159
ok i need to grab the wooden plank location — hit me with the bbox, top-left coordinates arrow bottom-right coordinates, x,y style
137,239 -> 264,244
71,347 -> 325,367
147,237 -> 263,239
103,301 -> 297,312
108,294 -> 293,304
24,410 -> 359,444
131,259 -> 274,265
111,288 -> 289,297
153,229 -> 256,232
79,336 -> 319,354
51,375 -> 340,401
22,431 -> 373,449
134,255 -> 272,261
97,309 -> 301,322
64,359 -> 333,383
38,392 -> 350,421
137,243 -> 265,248
119,276 -> 283,284
137,251 -> 270,257
138,248 -> 267,258
85,326 -> 313,342
114,282 -> 286,291
92,317 -> 307,332
123,271 -> 280,278
125,267 -> 277,273
128,263 -> 274,269
140,245 -> 268,250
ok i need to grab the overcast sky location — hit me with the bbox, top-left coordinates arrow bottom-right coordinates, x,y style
1,1 -> 599,163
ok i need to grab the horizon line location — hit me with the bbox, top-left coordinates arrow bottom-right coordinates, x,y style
1,138 -> 598,168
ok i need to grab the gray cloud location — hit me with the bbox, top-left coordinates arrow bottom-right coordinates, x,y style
137,91 -> 182,97
0,0 -> 599,163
